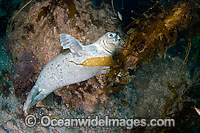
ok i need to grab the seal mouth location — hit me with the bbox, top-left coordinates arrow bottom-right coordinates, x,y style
115,34 -> 121,45
110,34 -> 121,47
116,34 -> 120,41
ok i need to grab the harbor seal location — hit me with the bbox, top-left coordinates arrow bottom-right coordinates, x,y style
23,32 -> 121,112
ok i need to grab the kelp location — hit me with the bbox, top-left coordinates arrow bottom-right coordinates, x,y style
36,0 -> 77,22
159,72 -> 200,132
123,1 -> 200,69
8,0 -> 33,29
62,0 -> 78,18
9,0 -> 78,29
181,39 -> 191,72
105,1 -> 200,94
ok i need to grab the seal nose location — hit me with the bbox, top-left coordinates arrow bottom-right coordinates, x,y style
115,34 -> 121,43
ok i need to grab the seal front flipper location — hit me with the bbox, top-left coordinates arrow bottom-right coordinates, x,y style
60,33 -> 84,56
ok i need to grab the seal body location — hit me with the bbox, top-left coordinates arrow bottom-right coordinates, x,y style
23,32 -> 120,112
35,49 -> 105,93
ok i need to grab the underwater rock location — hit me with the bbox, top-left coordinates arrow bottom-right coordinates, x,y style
7,0 -> 120,67
132,56 -> 191,118
54,76 -> 107,113
13,51 -> 37,97
14,51 -> 37,78
0,40 -> 13,98
0,39 -> 13,73
0,76 -> 11,98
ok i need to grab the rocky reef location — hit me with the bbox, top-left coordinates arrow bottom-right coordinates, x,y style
1,0 -> 200,132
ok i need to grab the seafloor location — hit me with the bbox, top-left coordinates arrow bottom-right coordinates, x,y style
0,0 -> 200,132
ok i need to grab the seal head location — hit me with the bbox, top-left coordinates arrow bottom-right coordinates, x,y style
97,32 -> 121,55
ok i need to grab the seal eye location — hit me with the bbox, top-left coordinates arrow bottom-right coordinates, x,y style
108,33 -> 115,38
